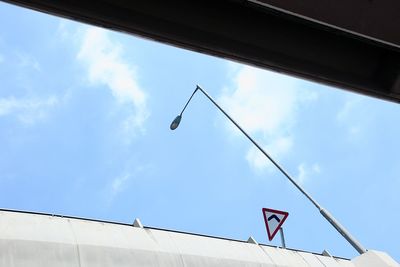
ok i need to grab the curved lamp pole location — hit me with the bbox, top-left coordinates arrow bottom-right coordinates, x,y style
170,85 -> 366,255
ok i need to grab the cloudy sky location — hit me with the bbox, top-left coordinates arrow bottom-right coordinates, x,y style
0,2 -> 399,261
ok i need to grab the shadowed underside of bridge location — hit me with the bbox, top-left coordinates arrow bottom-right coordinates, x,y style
2,0 -> 400,104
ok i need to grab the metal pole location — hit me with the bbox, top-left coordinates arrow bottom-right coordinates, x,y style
195,85 -> 321,210
177,85 -> 367,254
279,228 -> 286,249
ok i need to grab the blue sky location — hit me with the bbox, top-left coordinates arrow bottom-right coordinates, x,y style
0,2 -> 399,261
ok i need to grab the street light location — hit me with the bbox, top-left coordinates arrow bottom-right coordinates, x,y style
170,85 -> 367,255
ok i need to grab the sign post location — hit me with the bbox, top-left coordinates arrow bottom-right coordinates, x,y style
279,228 -> 286,248
262,208 -> 289,247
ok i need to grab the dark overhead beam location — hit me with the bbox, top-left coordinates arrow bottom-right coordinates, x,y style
2,0 -> 400,103
251,0 -> 400,49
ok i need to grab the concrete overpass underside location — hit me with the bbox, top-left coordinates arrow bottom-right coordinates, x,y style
2,0 -> 400,104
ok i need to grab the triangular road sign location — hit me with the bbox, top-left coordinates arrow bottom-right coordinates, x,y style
262,208 -> 289,241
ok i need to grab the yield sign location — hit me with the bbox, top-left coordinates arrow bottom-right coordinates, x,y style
262,208 -> 289,241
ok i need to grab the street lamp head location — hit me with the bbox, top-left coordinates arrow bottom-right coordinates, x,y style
170,86 -> 201,130
170,115 -> 182,130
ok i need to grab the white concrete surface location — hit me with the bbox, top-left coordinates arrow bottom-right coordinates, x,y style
0,210 -> 397,267
352,250 -> 399,267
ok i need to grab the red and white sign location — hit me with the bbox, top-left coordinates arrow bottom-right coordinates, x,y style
262,208 -> 289,241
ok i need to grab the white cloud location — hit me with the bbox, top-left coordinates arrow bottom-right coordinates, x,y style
56,20 -> 72,41
336,96 -> 364,138
17,52 -> 41,71
349,125 -> 361,136
56,19 -> 82,44
111,173 -> 131,196
297,162 -> 321,185
0,96 -> 58,125
245,136 -> 293,172
220,66 -> 297,134
77,27 -> 149,139
108,164 -> 153,202
220,65 -> 317,172
312,163 -> 321,173
336,97 -> 361,122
